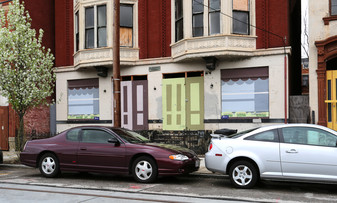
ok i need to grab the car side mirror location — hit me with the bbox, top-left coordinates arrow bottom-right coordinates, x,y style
108,139 -> 120,146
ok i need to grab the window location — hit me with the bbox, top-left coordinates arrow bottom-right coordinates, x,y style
120,4 -> 133,47
175,0 -> 184,42
193,0 -> 204,37
221,67 -> 269,118
245,130 -> 279,142
75,12 -> 79,51
68,79 -> 99,120
282,127 -> 337,147
85,5 -> 106,49
233,0 -> 249,35
209,0 -> 220,35
302,75 -> 309,87
67,128 -> 81,142
81,129 -> 115,144
332,0 -> 337,16
97,5 -> 107,47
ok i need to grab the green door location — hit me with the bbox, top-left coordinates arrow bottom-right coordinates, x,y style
162,78 -> 186,130
162,77 -> 204,130
186,77 -> 204,130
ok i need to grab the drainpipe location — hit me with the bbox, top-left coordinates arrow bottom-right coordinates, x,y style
284,36 -> 288,124
284,52 -> 288,124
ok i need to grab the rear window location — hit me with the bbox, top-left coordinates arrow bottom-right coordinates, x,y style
227,128 -> 259,138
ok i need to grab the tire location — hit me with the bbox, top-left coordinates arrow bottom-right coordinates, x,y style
132,156 -> 158,183
39,153 -> 60,178
229,160 -> 258,189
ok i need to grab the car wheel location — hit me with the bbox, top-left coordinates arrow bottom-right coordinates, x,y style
132,156 -> 158,183
39,153 -> 60,178
229,160 -> 258,189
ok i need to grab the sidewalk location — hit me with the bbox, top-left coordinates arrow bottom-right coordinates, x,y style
2,151 -> 218,176
2,151 -> 20,164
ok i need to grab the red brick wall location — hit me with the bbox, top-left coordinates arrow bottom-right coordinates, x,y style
256,0 -> 290,49
24,105 -> 50,135
24,0 -> 55,135
139,0 -> 171,59
54,0 -> 73,67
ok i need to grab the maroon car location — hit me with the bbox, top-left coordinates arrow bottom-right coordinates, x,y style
20,126 -> 200,182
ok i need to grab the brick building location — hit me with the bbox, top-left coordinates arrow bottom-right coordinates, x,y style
54,0 -> 301,133
0,0 -> 302,151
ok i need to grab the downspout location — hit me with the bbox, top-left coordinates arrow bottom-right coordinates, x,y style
284,36 -> 288,124
284,52 -> 288,124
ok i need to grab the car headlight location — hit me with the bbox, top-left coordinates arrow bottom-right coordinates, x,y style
169,154 -> 189,161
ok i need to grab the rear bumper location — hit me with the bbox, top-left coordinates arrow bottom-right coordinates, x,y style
205,152 -> 228,174
20,152 -> 38,168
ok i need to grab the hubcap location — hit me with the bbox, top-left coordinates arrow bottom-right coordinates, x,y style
41,157 -> 56,175
232,165 -> 253,186
135,160 -> 153,180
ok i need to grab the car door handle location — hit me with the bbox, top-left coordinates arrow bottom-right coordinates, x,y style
286,149 -> 298,153
80,147 -> 87,151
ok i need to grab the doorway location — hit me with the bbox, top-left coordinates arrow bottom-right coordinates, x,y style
326,70 -> 337,130
162,72 -> 204,130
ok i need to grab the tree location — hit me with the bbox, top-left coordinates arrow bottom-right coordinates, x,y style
0,0 -> 55,151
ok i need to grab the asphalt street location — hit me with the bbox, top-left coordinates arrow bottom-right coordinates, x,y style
2,164 -> 337,202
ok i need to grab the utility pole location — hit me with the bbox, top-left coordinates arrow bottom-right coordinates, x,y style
113,0 -> 121,127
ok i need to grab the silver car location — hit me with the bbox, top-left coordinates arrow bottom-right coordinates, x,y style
205,124 -> 337,188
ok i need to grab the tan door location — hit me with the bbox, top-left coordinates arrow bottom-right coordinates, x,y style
0,106 -> 9,150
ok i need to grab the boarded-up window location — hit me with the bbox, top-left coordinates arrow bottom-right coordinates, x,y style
120,4 -> 133,47
233,0 -> 249,35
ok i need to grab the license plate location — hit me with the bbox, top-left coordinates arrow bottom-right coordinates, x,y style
195,159 -> 200,168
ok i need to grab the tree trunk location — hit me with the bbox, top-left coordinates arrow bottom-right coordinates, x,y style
15,114 -> 25,151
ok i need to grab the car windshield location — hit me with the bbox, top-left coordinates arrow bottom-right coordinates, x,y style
111,128 -> 150,144
226,128 -> 259,138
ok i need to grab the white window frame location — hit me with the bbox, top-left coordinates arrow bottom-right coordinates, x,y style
73,0 -> 139,52
171,0 -> 256,43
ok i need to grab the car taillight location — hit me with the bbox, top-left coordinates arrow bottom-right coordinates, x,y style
209,143 -> 213,151
23,141 -> 28,151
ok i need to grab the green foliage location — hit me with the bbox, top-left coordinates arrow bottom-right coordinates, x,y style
0,0 -> 55,151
